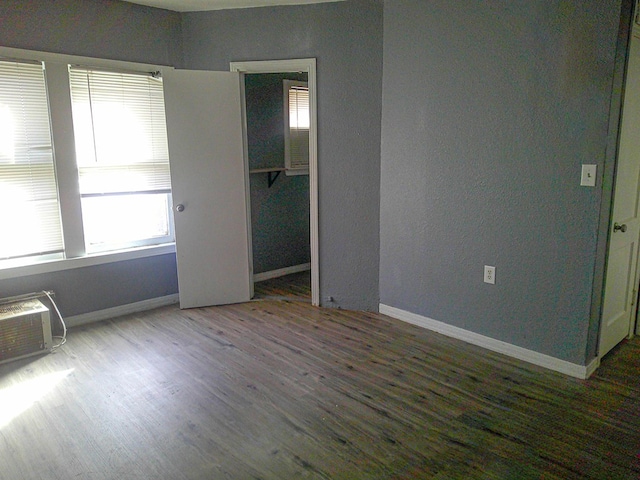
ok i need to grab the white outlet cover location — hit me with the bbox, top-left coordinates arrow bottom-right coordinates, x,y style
484,265 -> 495,284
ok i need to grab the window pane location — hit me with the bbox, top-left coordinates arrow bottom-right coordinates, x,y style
289,86 -> 309,129
69,67 -> 171,195
69,67 -> 173,252
81,194 -> 171,252
0,60 -> 63,260
284,81 -> 310,172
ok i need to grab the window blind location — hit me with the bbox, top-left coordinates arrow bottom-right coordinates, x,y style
68,67 -> 170,195
287,84 -> 310,170
0,60 -> 63,260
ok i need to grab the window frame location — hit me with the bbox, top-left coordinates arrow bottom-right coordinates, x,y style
283,79 -> 310,176
0,58 -> 64,260
0,46 -> 175,276
68,65 -> 174,253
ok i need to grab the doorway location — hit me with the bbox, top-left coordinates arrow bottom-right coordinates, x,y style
245,71 -> 310,299
230,59 -> 319,306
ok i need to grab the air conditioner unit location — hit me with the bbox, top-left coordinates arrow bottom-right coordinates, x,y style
0,299 -> 52,365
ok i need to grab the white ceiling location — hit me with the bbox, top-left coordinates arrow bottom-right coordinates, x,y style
121,0 -> 344,12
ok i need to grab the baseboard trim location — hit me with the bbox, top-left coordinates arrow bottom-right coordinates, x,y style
66,294 -> 179,328
585,357 -> 600,379
253,263 -> 311,283
379,304 -> 595,379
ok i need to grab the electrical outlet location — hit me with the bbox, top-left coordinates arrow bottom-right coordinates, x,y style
484,265 -> 496,284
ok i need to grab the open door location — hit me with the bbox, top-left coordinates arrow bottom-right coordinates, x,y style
599,32 -> 640,357
163,69 -> 252,309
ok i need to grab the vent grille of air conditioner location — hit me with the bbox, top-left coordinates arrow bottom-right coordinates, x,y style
0,299 -> 52,365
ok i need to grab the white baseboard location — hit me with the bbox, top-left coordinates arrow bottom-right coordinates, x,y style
253,263 -> 311,283
379,303 -> 597,379
585,357 -> 600,378
66,294 -> 179,328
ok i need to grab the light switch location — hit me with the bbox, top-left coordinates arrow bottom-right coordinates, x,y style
581,164 -> 597,187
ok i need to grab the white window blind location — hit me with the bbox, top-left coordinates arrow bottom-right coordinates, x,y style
0,60 -> 63,260
68,67 -> 170,195
69,67 -> 172,252
284,80 -> 309,173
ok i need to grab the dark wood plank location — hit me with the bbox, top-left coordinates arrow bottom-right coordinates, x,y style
0,297 -> 639,479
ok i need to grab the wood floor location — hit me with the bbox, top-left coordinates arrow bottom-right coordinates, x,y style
253,270 -> 311,301
0,278 -> 639,479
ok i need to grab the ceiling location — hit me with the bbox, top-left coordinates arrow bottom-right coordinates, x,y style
121,0 -> 344,12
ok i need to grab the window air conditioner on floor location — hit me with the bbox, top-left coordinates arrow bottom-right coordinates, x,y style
0,299 -> 52,365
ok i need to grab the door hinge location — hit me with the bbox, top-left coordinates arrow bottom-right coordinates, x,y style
633,289 -> 638,306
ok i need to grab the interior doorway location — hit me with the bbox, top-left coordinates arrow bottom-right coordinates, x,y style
245,71 -> 310,298
230,59 -> 319,306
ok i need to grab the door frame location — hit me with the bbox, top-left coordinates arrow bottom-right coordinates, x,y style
230,58 -> 319,306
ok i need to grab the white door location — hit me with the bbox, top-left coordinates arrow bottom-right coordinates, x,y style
163,69 -> 252,309
599,33 -> 640,357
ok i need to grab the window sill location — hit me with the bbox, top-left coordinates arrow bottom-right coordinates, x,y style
0,243 -> 176,281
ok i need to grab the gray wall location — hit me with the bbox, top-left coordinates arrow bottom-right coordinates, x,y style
181,0 -> 384,310
245,73 -> 310,274
0,0 -> 182,66
0,255 -> 178,318
379,0 -> 623,365
0,0 -> 182,324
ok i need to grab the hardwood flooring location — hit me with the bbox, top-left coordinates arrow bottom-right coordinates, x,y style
0,288 -> 639,479
253,270 -> 311,301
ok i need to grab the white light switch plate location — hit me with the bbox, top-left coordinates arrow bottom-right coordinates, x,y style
581,164 -> 597,187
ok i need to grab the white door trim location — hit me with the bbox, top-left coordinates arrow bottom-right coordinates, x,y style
230,58 -> 319,307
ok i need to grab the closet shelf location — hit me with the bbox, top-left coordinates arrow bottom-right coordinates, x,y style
249,167 -> 286,188
249,167 -> 286,174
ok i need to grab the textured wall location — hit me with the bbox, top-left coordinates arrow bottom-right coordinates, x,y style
379,0 -> 623,364
0,0 -> 182,66
245,73 -> 311,274
181,0 -> 384,310
0,0 -> 181,318
0,254 -> 178,326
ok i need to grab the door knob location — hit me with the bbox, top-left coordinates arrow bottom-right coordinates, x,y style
176,204 -> 185,213
614,222 -> 627,233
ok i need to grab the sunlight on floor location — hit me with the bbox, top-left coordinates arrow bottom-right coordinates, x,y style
0,369 -> 74,429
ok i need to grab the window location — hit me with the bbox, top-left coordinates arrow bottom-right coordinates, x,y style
69,67 -> 172,252
0,55 -> 173,267
0,60 -> 63,260
283,80 -> 309,175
